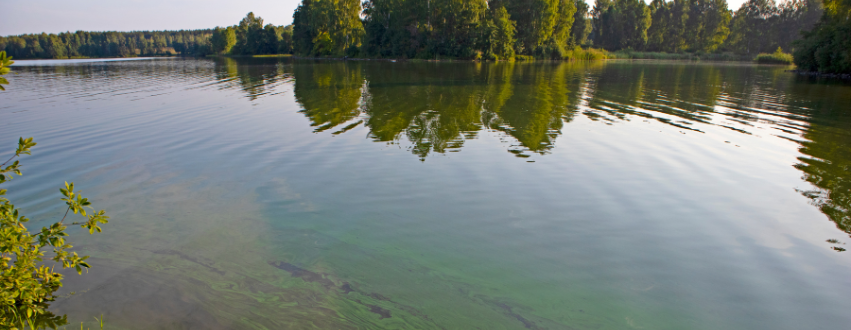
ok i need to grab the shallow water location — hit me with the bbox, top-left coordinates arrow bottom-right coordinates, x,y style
1,58 -> 849,329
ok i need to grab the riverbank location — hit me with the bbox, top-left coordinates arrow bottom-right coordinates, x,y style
5,54 -> 180,60
608,50 -> 752,61
208,50 -> 786,64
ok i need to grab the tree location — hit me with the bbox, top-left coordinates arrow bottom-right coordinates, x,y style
291,0 -> 365,56
727,0 -> 778,55
645,0 -> 669,51
211,27 -> 236,54
592,0 -> 652,50
689,0 -> 732,52
487,5 -> 518,59
235,12 -> 265,55
793,0 -> 850,73
498,0 -> 576,56
571,0 -> 593,46
279,25 -> 294,54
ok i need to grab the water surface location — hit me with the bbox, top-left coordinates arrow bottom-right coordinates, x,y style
1,58 -> 850,329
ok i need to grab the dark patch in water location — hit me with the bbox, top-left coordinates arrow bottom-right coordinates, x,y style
368,292 -> 390,301
269,261 -> 336,290
340,282 -> 354,294
370,304 -> 392,319
270,261 -> 448,327
149,249 -> 226,276
494,302 -> 538,329
356,300 -> 392,319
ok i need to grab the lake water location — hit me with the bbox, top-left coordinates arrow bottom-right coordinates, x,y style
1,58 -> 849,329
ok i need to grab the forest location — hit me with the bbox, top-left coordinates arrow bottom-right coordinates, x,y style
0,30 -> 214,59
1,0 -> 848,72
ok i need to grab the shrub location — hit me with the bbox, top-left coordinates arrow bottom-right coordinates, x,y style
755,47 -> 794,64
569,47 -> 609,61
793,20 -> 851,73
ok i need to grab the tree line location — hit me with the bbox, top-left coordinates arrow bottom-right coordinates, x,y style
0,30 -> 214,59
289,0 -> 823,59
0,0 -> 827,61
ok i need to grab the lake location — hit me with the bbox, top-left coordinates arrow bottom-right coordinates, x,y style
1,57 -> 849,329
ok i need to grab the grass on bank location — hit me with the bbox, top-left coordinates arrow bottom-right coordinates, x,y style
207,54 -> 294,58
754,47 -> 794,64
219,46 -> 611,62
209,47 -> 788,65
609,50 -> 750,61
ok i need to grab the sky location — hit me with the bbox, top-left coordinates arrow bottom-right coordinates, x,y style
1,0 -> 750,36
0,0 -> 302,36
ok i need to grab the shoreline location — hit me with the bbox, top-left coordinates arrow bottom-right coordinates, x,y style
787,70 -> 851,80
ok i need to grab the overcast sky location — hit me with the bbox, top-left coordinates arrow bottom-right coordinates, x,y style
2,0 -> 749,36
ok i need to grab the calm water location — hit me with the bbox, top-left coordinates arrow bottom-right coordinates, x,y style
1,58 -> 850,329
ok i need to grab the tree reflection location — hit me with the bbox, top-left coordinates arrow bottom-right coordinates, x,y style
483,62 -> 582,156
291,61 -> 590,160
214,57 -> 289,101
292,61 -> 365,133
585,63 -> 729,132
356,63 -> 487,159
790,84 -> 851,244
796,123 -> 851,240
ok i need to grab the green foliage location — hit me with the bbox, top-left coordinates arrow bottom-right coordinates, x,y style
793,0 -> 851,73
568,46 -> 610,59
292,0 -> 364,57
0,30 -> 215,59
0,0 -> 829,60
591,0 -> 652,51
487,6 -> 518,60
209,13 -> 293,56
211,27 -> 237,54
755,46 -> 794,63
725,0 -> 822,56
610,49 -> 747,60
0,138 -> 109,329
0,51 -> 12,91
570,0 -> 593,46
686,0 -> 733,52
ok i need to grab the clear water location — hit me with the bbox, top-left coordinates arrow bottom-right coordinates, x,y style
1,58 -> 849,329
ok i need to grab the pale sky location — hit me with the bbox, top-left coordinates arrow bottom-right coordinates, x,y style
1,0 -> 749,36
0,0 -> 302,36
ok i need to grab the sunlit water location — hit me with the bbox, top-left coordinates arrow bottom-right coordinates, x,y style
1,58 -> 850,329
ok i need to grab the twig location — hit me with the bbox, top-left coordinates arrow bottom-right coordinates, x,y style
60,207 -> 70,224
1,153 -> 17,167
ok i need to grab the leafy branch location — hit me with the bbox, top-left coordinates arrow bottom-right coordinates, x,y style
1,138 -> 110,329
